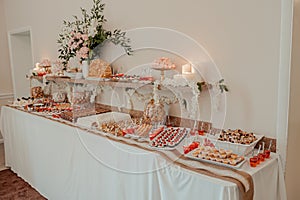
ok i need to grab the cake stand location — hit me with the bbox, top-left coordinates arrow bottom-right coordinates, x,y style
151,67 -> 174,81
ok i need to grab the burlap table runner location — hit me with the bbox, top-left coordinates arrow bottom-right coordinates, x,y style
7,106 -> 254,200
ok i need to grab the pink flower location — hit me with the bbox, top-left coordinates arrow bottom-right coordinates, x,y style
82,34 -> 89,41
68,40 -> 73,47
71,43 -> 78,50
75,32 -> 81,39
154,57 -> 176,69
76,46 -> 89,60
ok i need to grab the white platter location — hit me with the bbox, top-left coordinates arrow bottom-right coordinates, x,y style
215,134 -> 264,156
148,127 -> 189,150
196,133 -> 263,156
185,149 -> 246,169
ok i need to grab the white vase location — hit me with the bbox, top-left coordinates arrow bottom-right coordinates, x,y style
82,60 -> 89,79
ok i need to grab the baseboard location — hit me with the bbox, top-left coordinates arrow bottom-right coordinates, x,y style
0,166 -> 8,171
0,93 -> 14,100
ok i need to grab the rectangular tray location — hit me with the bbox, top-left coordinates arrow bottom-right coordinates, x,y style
148,127 -> 189,150
215,134 -> 263,156
184,149 -> 246,169
197,133 -> 263,156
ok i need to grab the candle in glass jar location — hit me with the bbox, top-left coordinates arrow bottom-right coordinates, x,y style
264,150 -> 271,158
250,156 -> 258,167
182,63 -> 191,74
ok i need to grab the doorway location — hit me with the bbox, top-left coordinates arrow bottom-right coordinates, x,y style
8,27 -> 34,98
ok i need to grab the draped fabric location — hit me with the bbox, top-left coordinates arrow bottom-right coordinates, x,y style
0,106 -> 286,200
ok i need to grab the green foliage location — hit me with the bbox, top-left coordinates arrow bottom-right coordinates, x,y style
196,81 -> 206,92
218,79 -> 229,93
57,0 -> 132,67
196,79 -> 229,93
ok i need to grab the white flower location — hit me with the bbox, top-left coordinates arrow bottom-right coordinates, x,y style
88,19 -> 98,37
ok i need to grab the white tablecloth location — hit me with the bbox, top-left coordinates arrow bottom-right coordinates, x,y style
0,106 -> 286,200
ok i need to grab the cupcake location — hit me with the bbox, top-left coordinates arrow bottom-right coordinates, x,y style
211,157 -> 217,161
192,151 -> 199,157
222,159 -> 229,164
226,150 -> 233,157
205,155 -> 211,160
208,152 -> 214,157
229,159 -> 237,166
220,153 -> 227,159
198,154 -> 206,159
213,152 -> 220,158
219,148 -> 226,154
212,147 -> 218,153
231,154 -> 238,159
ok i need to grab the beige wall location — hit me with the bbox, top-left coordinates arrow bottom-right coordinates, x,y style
286,0 -> 300,199
3,0 -> 282,138
0,0 -> 13,93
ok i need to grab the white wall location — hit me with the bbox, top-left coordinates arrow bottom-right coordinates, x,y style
286,0 -> 300,199
0,0 -> 13,93
3,0 -> 282,139
0,0 -> 13,140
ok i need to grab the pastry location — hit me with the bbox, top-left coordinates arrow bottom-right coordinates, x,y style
88,59 -> 112,78
31,86 -> 44,99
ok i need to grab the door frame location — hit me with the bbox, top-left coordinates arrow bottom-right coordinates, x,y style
7,26 -> 35,99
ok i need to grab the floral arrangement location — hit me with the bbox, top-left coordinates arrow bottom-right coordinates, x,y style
39,59 -> 51,67
51,60 -> 64,75
68,32 -> 90,61
32,59 -> 52,76
152,57 -> 176,69
57,0 -> 132,67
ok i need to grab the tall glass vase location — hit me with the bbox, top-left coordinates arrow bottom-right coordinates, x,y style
82,60 -> 89,79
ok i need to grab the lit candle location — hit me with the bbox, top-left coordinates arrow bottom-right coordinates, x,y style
182,63 -> 192,74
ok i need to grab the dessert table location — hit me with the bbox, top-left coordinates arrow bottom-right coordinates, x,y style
0,106 -> 286,200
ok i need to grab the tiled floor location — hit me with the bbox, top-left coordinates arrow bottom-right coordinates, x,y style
0,143 -> 6,171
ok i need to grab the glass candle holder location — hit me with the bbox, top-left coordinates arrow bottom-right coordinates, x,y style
250,156 -> 258,167
264,150 -> 271,159
258,153 -> 265,162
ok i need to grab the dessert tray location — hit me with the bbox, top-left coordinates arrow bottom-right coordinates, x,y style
96,112 -> 132,126
149,126 -> 189,150
185,147 -> 246,169
197,130 -> 264,156
123,124 -> 153,142
214,129 -> 263,156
